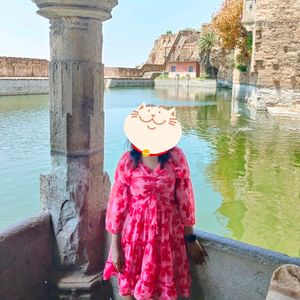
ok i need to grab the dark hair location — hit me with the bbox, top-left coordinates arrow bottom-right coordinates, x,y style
124,138 -> 172,170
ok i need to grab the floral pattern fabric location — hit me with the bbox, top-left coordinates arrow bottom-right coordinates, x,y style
103,146 -> 196,300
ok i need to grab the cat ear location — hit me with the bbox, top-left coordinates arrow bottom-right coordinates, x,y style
169,107 -> 176,117
137,102 -> 146,110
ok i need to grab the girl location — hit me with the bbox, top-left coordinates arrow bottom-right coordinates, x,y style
103,137 -> 208,300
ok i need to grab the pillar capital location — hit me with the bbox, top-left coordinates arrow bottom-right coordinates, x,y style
31,0 -> 118,21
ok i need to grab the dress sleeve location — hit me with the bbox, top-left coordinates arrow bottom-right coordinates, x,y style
173,148 -> 196,226
105,152 -> 130,234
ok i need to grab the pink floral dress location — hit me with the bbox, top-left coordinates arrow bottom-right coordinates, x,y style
103,146 -> 196,300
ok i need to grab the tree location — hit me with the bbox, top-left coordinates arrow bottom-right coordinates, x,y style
198,31 -> 218,78
211,0 -> 245,50
211,0 -> 252,71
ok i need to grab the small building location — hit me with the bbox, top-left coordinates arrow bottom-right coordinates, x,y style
167,61 -> 200,79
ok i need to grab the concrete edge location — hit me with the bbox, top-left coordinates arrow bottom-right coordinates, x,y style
0,77 -> 49,80
0,210 -> 52,240
0,92 -> 49,96
104,77 -> 154,80
195,229 -> 300,266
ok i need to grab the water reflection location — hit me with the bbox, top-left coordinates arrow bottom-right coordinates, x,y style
196,92 -> 300,256
150,86 -> 300,256
0,94 -> 50,228
0,88 -> 299,257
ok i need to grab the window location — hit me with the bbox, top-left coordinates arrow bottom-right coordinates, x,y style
188,66 -> 193,72
171,66 -> 176,72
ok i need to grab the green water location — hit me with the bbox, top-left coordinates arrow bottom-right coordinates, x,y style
0,87 -> 299,257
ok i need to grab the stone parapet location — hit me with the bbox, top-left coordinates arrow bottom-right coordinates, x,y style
0,77 -> 49,95
104,78 -> 154,88
155,78 -> 217,89
0,211 -> 54,299
104,64 -> 165,78
191,230 -> 300,300
104,67 -> 141,78
0,56 -> 48,77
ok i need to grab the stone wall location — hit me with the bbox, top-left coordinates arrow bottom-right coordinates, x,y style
104,78 -> 154,88
168,30 -> 202,63
0,212 -> 54,299
1,213 -> 299,299
0,78 -> 49,95
0,57 -> 48,77
104,67 -> 141,78
211,49 -> 235,88
146,30 -> 201,68
104,64 -> 165,78
146,33 -> 178,65
0,57 -> 164,79
254,0 -> 300,90
154,78 -> 217,88
241,0 -> 300,109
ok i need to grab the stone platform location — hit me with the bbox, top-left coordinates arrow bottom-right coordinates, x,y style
267,103 -> 300,118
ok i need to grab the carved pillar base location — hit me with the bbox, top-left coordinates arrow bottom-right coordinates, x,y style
47,271 -> 113,300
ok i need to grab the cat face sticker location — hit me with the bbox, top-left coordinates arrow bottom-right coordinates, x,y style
124,102 -> 182,156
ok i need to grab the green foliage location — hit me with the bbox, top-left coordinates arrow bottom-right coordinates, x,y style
236,31 -> 253,69
246,33 -> 253,52
198,31 -> 217,79
156,73 -> 169,80
198,31 -> 217,53
166,30 -> 172,34
198,71 -> 212,79
236,64 -> 247,72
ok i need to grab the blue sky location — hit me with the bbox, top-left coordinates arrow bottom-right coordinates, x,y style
0,0 -> 222,67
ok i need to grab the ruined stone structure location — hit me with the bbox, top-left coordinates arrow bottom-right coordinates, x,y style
168,30 -> 201,63
0,56 -> 48,77
238,0 -> 300,110
210,49 -> 235,87
146,29 -> 201,72
146,33 -> 178,65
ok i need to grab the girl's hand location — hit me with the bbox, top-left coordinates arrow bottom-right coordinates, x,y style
111,243 -> 125,273
186,240 -> 208,265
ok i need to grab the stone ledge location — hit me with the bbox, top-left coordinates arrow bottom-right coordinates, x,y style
0,210 -> 52,238
195,229 -> 300,266
267,106 -> 300,118
0,77 -> 48,80
0,210 -> 54,299
0,78 -> 49,95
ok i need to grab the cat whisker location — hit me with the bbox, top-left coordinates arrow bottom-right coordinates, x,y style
131,115 -> 138,118
168,123 -> 176,126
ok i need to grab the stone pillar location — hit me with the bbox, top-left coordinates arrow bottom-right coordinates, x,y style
31,0 -> 118,298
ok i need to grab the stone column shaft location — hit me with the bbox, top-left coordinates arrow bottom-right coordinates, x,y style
32,0 -> 117,279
